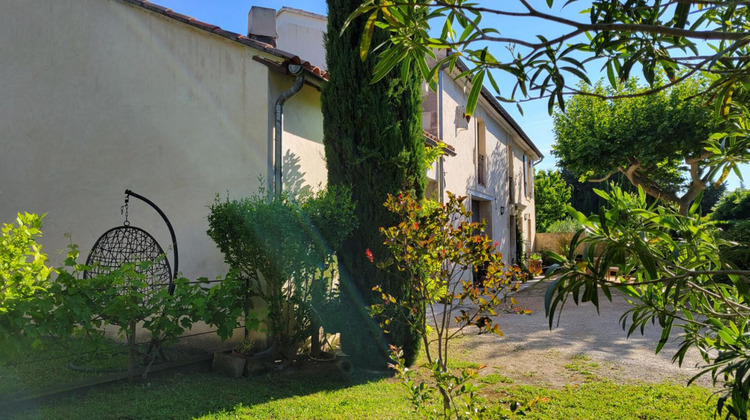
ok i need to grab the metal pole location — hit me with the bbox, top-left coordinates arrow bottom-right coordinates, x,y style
124,189 -> 178,293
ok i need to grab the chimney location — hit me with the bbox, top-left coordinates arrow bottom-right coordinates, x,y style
248,6 -> 278,47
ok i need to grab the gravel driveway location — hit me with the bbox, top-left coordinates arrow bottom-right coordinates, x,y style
442,280 -> 714,388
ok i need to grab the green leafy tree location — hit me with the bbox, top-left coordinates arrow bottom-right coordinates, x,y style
534,169 -> 572,232
207,186 -> 357,363
713,189 -> 750,223
559,168 -> 728,216
0,216 -> 210,374
711,189 -> 750,275
322,0 -> 427,367
561,168 -> 636,216
0,213 -> 53,356
42,252 -> 210,377
553,77 -> 722,214
349,0 -> 749,111
700,182 -> 728,217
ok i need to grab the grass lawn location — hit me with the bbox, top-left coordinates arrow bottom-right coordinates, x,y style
1,337 -> 718,419
503,382 -> 714,419
0,338 -> 196,397
4,363 -> 716,420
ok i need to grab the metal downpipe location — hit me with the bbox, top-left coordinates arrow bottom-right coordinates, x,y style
274,66 -> 305,197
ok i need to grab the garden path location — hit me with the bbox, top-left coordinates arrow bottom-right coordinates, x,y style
441,281 -> 714,388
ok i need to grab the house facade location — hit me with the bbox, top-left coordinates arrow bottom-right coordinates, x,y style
272,8 -> 543,263
422,56 -> 542,263
0,0 -> 541,285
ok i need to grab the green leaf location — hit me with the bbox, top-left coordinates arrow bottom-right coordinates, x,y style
718,329 -> 736,345
688,190 -> 704,216
465,69 -> 485,117
655,318 -> 672,354
544,278 -> 561,328
673,2 -> 690,28
371,47 -> 408,84
560,66 -> 590,84
606,61 -> 618,89
360,11 -> 378,62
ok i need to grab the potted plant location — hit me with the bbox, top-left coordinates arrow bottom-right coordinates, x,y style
527,253 -> 543,275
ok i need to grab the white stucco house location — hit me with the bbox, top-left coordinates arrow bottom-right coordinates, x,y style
422,55 -> 543,263
272,7 -> 544,263
0,0 -> 542,285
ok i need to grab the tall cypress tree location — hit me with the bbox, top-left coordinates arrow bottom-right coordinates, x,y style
322,0 -> 426,367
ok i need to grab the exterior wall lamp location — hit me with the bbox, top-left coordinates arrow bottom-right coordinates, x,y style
500,206 -> 505,216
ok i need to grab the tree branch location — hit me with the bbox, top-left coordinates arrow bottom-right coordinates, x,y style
426,0 -> 750,41
589,169 -> 620,182
675,153 -> 711,213
618,160 -> 682,205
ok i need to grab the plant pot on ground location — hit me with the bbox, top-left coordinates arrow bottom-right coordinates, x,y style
527,254 -> 543,275
212,351 -> 246,378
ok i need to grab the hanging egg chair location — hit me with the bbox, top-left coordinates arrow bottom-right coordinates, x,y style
84,224 -> 172,302
84,189 -> 178,298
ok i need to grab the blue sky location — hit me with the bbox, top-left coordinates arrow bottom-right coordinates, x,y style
153,0 -> 746,190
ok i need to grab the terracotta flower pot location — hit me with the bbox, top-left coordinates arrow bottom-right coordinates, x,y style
527,259 -> 542,275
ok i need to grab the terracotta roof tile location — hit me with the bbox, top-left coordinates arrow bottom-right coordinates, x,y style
140,2 -> 169,13
211,27 -> 239,40
165,11 -> 193,24
187,18 -> 218,32
423,131 -> 456,155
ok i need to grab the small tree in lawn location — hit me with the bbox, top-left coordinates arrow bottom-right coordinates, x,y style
373,192 -> 527,418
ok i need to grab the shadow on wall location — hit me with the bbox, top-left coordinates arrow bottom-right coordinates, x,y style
282,150 -> 311,197
462,142 -> 507,204
463,144 -> 507,237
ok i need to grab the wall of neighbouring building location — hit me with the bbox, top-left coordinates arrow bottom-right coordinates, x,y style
0,0 -> 323,283
535,232 -> 594,257
275,8 -> 327,71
